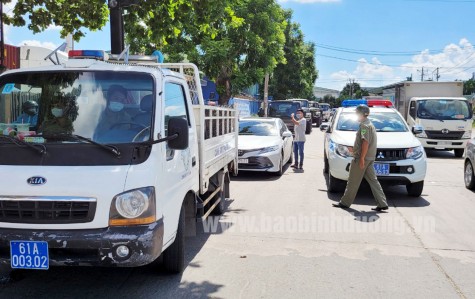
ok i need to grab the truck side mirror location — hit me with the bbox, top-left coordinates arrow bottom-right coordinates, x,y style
320,123 -> 329,131
168,117 -> 189,150
412,125 -> 424,135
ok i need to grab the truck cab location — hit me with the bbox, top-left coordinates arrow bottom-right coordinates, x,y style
406,97 -> 473,157
0,51 -> 238,273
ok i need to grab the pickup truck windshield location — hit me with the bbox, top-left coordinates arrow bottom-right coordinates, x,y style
319,104 -> 330,111
239,120 -> 278,136
268,102 -> 300,118
417,99 -> 472,120
0,71 -> 155,144
337,112 -> 408,132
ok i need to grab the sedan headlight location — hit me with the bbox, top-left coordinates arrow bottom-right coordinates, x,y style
406,146 -> 424,160
109,187 -> 156,226
258,145 -> 280,154
336,144 -> 354,158
462,131 -> 472,139
416,131 -> 428,138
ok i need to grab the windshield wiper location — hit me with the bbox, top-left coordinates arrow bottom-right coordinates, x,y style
0,135 -> 46,155
42,133 -> 121,157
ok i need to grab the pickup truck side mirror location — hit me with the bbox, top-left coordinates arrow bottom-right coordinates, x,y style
168,117 -> 189,150
412,125 -> 424,135
320,124 -> 329,131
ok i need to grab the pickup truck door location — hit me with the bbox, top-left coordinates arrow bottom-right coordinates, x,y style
160,81 -> 196,244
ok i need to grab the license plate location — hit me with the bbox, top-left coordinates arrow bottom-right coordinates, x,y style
238,159 -> 249,164
374,163 -> 390,176
10,241 -> 49,270
439,141 -> 451,146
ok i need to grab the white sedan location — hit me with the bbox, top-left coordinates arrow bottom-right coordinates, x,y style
238,117 -> 293,176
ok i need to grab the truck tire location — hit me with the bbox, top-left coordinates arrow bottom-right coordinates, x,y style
324,152 -> 329,174
212,175 -> 229,215
406,181 -> 424,197
305,122 -> 312,134
454,149 -> 464,158
163,205 -> 185,274
465,161 -> 475,190
328,174 -> 343,193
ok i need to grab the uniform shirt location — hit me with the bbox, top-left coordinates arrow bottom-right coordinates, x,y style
13,114 -> 38,126
294,118 -> 307,142
353,118 -> 377,161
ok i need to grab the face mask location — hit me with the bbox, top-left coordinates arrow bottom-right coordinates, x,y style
296,114 -> 302,120
51,108 -> 64,117
109,101 -> 125,112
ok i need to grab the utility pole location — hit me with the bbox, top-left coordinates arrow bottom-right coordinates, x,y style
263,73 -> 269,117
349,78 -> 355,98
108,0 -> 140,54
418,67 -> 426,82
435,68 -> 440,82
0,2 -> 5,72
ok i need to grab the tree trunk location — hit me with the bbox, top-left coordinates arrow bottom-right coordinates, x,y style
216,73 -> 232,106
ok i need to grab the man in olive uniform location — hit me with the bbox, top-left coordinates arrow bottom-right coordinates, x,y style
333,105 -> 389,212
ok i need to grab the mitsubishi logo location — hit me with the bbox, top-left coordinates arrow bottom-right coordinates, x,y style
441,129 -> 450,134
377,152 -> 385,159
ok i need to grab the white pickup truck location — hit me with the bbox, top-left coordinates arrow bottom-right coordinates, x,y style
0,51 -> 238,274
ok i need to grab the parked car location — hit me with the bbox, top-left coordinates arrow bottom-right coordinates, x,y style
238,117 -> 293,176
268,100 -> 301,132
323,100 -> 427,197
464,136 -> 475,190
288,99 -> 313,134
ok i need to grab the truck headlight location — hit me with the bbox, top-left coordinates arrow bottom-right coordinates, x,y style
109,187 -> 156,226
462,131 -> 472,139
306,113 -> 312,118
336,144 -> 354,158
406,146 -> 424,160
258,145 -> 280,154
416,131 -> 428,138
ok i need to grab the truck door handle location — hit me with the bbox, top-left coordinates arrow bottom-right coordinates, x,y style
192,157 -> 196,167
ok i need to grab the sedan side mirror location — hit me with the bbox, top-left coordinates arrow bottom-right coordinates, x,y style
282,131 -> 292,139
168,117 -> 189,150
412,125 -> 424,135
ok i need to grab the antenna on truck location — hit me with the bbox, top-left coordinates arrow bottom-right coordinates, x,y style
44,43 -> 68,65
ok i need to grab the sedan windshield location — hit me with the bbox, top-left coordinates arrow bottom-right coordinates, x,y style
0,71 -> 155,144
417,99 -> 472,120
239,121 -> 278,136
337,112 -> 408,132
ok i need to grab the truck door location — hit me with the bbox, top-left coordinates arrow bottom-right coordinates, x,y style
408,100 -> 417,127
161,81 -> 196,243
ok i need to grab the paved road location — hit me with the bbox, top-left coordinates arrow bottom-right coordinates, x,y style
1,129 -> 474,299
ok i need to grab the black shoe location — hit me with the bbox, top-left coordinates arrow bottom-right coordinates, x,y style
332,203 -> 349,209
298,164 -> 303,170
291,164 -> 298,168
371,206 -> 389,212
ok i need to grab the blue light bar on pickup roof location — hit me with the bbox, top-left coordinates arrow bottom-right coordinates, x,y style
342,99 -> 393,108
342,99 -> 367,107
68,50 -> 105,60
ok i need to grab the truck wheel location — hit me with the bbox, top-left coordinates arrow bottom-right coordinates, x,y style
305,123 -> 312,134
324,152 -> 329,174
163,205 -> 185,274
212,175 -> 229,215
454,149 -> 464,158
328,174 -> 343,193
406,181 -> 424,197
465,161 -> 475,190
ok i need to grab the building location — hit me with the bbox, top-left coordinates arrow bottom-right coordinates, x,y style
313,87 -> 340,100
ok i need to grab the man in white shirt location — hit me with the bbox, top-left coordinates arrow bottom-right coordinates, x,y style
290,109 -> 306,170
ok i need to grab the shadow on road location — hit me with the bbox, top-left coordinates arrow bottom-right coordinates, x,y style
231,164 -> 291,182
425,149 -> 461,159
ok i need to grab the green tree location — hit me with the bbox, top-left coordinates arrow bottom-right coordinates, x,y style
339,82 -> 369,100
268,10 -> 318,101
464,79 -> 475,95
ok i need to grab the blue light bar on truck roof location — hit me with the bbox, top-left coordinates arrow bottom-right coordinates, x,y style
68,50 -> 105,60
342,99 -> 367,107
342,99 -> 393,108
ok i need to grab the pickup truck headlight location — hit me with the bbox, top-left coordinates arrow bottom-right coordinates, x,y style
258,145 -> 280,154
109,187 -> 156,226
462,131 -> 472,139
415,131 -> 427,138
406,146 -> 424,160
336,144 -> 354,158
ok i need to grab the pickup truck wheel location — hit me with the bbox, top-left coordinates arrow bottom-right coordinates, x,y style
163,205 -> 185,274
465,161 -> 475,190
406,181 -> 424,197
324,152 -> 329,174
454,149 -> 464,158
328,174 -> 343,193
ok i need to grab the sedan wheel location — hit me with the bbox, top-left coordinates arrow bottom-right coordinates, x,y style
465,161 -> 475,190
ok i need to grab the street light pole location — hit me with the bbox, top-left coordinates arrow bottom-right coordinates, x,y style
109,1 -> 124,54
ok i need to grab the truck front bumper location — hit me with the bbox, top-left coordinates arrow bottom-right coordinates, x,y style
418,138 -> 468,149
0,219 -> 164,268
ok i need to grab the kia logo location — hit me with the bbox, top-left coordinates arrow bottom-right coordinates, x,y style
27,176 -> 47,186
441,129 -> 450,134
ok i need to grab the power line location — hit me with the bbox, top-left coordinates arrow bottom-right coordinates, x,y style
316,43 -> 450,56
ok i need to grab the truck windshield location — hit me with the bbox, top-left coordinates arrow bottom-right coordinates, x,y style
320,104 -> 330,111
416,99 -> 472,120
239,120 -> 278,136
268,102 -> 300,117
337,112 -> 408,132
0,71 -> 155,144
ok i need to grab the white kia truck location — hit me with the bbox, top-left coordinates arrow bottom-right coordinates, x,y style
382,81 -> 473,157
0,51 -> 238,274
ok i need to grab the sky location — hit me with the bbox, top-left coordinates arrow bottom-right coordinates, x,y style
4,0 -> 475,91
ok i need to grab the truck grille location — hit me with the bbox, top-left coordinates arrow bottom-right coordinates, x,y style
375,149 -> 407,161
425,130 -> 464,140
0,197 -> 96,224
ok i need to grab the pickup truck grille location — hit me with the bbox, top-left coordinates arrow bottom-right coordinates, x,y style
0,197 -> 96,224
375,149 -> 407,161
425,130 -> 464,140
